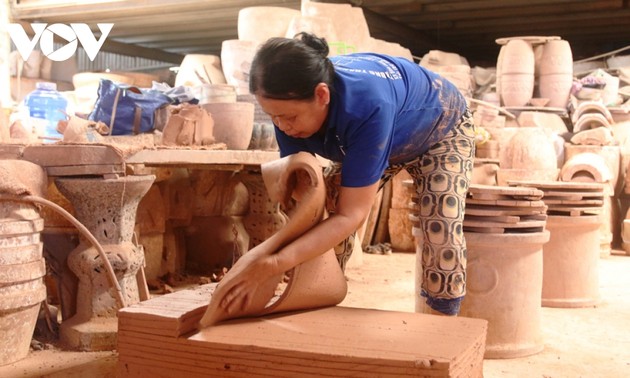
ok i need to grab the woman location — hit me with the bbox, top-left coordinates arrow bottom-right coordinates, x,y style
217,32 -> 475,316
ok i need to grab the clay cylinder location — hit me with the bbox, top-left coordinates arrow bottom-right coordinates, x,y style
542,215 -> 601,308
500,39 -> 535,107
459,231 -> 550,359
0,202 -> 47,366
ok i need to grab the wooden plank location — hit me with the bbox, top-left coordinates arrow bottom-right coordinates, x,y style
22,145 -> 125,167
45,164 -> 124,176
0,144 -> 24,159
126,149 -> 280,167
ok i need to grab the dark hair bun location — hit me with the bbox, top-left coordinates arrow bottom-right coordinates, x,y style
295,32 -> 329,58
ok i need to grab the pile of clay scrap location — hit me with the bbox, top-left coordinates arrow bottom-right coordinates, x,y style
451,184 -> 547,234
509,181 -> 605,216
117,285 -> 488,377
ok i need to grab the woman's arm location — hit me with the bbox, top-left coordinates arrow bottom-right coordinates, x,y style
218,181 -> 380,315
271,181 -> 380,273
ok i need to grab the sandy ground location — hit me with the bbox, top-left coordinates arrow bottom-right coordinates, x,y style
1,250 -> 629,377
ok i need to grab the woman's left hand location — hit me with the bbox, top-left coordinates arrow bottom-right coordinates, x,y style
213,251 -> 282,315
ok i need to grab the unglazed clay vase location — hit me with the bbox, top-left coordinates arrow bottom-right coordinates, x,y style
499,39 -> 535,107
538,40 -> 573,108
302,2 -> 371,53
460,231 -> 550,359
202,102 -> 254,150
199,152 -> 347,327
238,7 -> 300,45
220,39 -> 258,96
285,15 -> 338,41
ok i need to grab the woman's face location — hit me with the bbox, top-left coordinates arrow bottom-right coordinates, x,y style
255,83 -> 330,139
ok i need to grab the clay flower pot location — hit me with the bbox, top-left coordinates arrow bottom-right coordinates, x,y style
202,102 -> 255,150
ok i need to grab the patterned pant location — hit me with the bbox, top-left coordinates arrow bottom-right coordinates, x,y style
325,110 -> 476,313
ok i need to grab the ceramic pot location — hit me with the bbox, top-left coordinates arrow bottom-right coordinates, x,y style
202,102 -> 255,150
285,15 -> 338,41
460,231 -> 550,359
220,39 -> 258,96
238,7 -> 300,45
302,2 -> 371,53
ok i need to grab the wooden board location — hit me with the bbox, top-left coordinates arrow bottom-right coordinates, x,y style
117,286 -> 487,378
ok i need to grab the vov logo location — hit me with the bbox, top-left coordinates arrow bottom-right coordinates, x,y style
7,23 -> 114,62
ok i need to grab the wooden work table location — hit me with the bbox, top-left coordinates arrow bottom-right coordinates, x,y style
0,144 -> 281,176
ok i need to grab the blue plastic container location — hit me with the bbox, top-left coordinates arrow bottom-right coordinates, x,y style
24,82 -> 68,140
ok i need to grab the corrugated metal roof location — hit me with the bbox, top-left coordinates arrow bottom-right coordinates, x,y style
9,0 -> 630,67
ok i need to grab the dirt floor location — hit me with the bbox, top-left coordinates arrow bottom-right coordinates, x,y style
1,250 -> 629,377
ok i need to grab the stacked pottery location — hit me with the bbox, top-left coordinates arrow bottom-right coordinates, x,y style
0,201 -> 47,365
562,144 -> 620,257
538,40 -> 573,108
509,181 -> 605,308
413,184 -> 550,359
498,39 -> 535,107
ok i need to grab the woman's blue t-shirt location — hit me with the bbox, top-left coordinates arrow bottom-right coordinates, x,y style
274,52 -> 467,187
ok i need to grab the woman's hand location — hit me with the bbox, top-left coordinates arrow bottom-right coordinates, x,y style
214,251 -> 282,315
